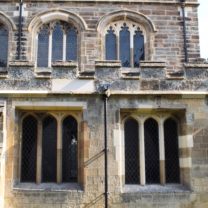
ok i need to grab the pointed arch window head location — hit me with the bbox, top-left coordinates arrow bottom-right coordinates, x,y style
0,24 -> 8,67
105,21 -> 144,68
36,21 -> 78,67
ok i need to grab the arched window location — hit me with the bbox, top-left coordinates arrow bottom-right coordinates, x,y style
164,118 -> 180,183
62,116 -> 78,182
105,21 -> 144,67
21,115 -> 37,182
124,118 -> 139,184
42,115 -> 57,182
144,118 -> 159,184
37,21 -> 78,67
0,24 -> 8,67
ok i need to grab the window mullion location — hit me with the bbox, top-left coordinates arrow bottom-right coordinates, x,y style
63,32 -> 66,61
130,29 -> 134,67
159,119 -> 165,185
139,119 -> 145,185
48,31 -> 52,67
57,118 -> 62,183
36,119 -> 42,184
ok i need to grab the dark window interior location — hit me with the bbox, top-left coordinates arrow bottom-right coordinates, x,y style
42,115 -> 57,182
144,118 -> 160,184
164,118 -> 180,183
21,115 -> 37,182
124,118 -> 140,184
62,116 -> 78,182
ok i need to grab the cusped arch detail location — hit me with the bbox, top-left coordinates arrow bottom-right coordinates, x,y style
97,10 -> 157,33
28,9 -> 88,32
0,11 -> 17,30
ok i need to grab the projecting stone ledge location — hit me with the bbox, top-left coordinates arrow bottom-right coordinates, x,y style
95,60 -> 121,68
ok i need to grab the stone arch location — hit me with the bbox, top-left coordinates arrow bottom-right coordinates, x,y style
97,10 -> 156,61
28,9 -> 87,33
97,10 -> 156,33
0,12 -> 17,31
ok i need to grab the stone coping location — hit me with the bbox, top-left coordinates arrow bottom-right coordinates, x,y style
52,61 -> 78,67
140,61 -> 166,68
122,184 -> 190,193
95,60 -> 121,68
12,0 -> 199,6
184,63 -> 208,68
9,61 -> 35,67
13,183 -> 83,192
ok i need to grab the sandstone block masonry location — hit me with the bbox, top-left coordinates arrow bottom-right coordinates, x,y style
0,0 -> 208,208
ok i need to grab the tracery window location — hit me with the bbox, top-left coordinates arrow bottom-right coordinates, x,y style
36,21 -> 78,67
21,113 -> 78,183
124,116 -> 180,185
0,23 -> 8,67
105,21 -> 144,67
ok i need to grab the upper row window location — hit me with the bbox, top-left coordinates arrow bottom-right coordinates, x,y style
105,21 -> 145,67
0,19 -> 146,68
36,21 -> 78,68
0,23 -> 8,67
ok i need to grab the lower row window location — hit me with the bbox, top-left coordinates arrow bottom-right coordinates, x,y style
124,117 -> 180,185
21,114 -> 78,183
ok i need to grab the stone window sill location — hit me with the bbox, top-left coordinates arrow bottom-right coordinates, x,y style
13,183 -> 83,192
140,61 -> 166,68
184,63 -> 208,68
95,60 -> 121,68
9,61 -> 34,67
52,61 -> 78,68
122,184 -> 190,193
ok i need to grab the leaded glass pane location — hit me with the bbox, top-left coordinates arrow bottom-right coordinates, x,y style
42,116 -> 57,182
144,118 -> 160,184
164,118 -> 180,183
119,23 -> 130,67
37,27 -> 49,67
134,29 -> 144,67
0,25 -> 8,67
52,23 -> 63,62
66,28 -> 77,61
21,115 -> 37,182
62,116 -> 78,182
125,118 -> 139,184
105,27 -> 117,60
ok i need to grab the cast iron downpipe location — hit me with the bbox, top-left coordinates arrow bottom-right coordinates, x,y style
180,0 -> 188,63
100,84 -> 110,208
18,0 -> 23,60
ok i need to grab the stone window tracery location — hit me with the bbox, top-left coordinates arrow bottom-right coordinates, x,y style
21,113 -> 78,183
36,21 -> 78,68
105,21 -> 144,67
123,115 -> 180,185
